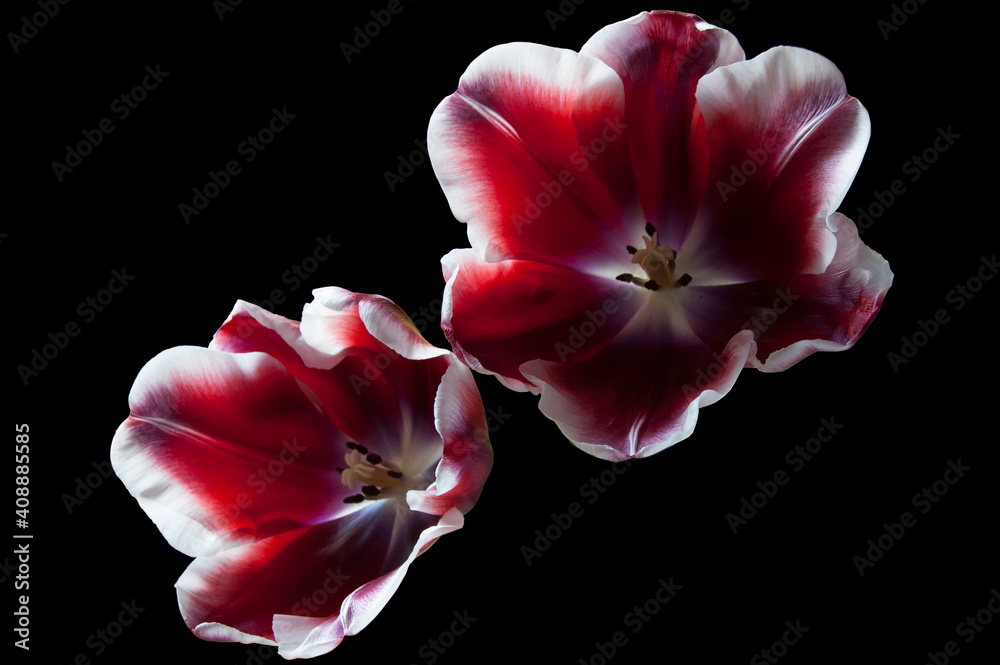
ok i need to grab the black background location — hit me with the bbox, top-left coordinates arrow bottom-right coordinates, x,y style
6,1 -> 996,663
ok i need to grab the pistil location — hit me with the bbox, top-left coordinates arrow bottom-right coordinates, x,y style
338,441 -> 405,504
618,223 -> 691,290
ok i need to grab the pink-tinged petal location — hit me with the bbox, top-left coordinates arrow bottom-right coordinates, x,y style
214,294 -> 449,467
580,11 -> 744,248
175,501 -> 447,654
211,300 -> 337,371
299,289 -> 454,465
408,362 -> 493,516
521,300 -> 756,460
743,213 -> 892,371
271,507 -> 464,658
441,248 -> 645,390
428,41 -> 639,272
309,287 -> 450,361
684,46 -> 870,283
111,347 -> 354,558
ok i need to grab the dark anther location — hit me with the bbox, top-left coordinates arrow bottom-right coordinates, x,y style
626,245 -> 638,255
644,280 -> 660,291
362,485 -> 380,496
356,444 -> 369,454
616,273 -> 634,282
645,222 -> 656,236
335,467 -> 344,474
343,494 -> 365,504
676,273 -> 693,286
345,441 -> 358,450
387,470 -> 404,479
366,453 -> 382,465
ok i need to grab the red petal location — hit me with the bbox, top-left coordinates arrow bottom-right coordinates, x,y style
685,212 -> 893,371
111,346 -> 354,557
441,248 -> 645,390
175,502 -> 441,649
581,11 -> 744,248
215,299 -> 451,467
408,362 -> 493,516
522,301 -> 756,460
428,41 -> 638,272
684,46 -> 870,282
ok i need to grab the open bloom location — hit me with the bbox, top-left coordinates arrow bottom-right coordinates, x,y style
111,288 -> 492,658
429,10 -> 892,460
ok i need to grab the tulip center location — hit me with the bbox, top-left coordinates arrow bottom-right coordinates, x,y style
338,441 -> 407,504
617,223 -> 691,291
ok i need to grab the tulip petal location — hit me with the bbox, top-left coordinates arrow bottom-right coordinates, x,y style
685,46 -> 870,282
111,346 -> 355,558
441,248 -> 645,391
308,287 -> 450,361
581,11 -> 745,249
521,299 -> 756,460
428,41 -> 640,273
271,507 -> 464,658
408,362 -> 493,516
299,290 -> 454,467
698,213 -> 893,371
175,501 -> 446,654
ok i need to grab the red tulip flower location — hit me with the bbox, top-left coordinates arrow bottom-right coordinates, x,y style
430,11 -> 892,460
111,289 -> 492,658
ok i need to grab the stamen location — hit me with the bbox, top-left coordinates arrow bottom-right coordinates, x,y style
616,273 -> 634,282
345,441 -> 358,450
676,273 -> 692,286
645,222 -> 656,237
626,245 -> 638,255
644,280 -> 660,291
344,494 -> 365,504
340,446 -> 405,497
